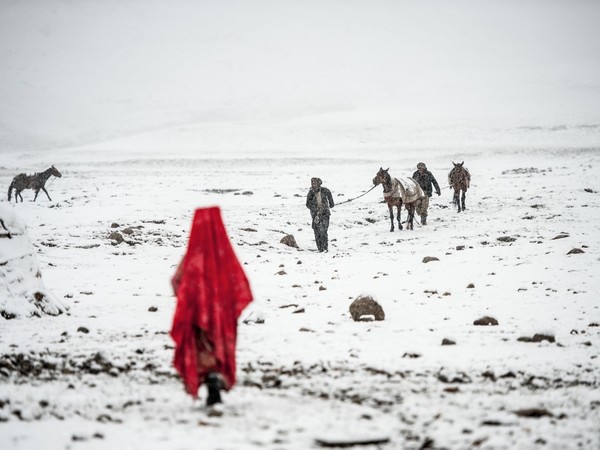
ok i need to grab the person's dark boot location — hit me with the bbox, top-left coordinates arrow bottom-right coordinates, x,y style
205,372 -> 222,406
421,216 -> 427,225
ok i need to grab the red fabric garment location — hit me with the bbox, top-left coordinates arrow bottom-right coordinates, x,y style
170,207 -> 253,398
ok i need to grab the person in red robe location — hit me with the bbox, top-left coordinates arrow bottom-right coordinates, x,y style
170,206 -> 253,405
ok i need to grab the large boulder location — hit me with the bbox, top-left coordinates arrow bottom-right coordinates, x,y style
349,295 -> 385,321
0,204 -> 67,319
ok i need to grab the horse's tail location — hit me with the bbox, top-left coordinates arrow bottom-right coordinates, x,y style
7,180 -> 14,201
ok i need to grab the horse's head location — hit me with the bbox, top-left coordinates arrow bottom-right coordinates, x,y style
50,165 -> 62,178
452,161 -> 464,169
373,167 -> 390,186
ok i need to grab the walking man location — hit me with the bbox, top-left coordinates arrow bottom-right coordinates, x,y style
412,162 -> 441,225
306,177 -> 334,252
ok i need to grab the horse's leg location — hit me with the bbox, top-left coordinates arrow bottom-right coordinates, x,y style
408,204 -> 415,230
397,201 -> 403,231
42,187 -> 52,201
388,205 -> 394,232
16,190 -> 23,202
454,189 -> 461,212
33,189 -> 40,201
461,190 -> 466,211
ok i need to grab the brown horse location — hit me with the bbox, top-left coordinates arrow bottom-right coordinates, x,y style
448,161 -> 470,212
8,165 -> 62,202
372,167 -> 423,231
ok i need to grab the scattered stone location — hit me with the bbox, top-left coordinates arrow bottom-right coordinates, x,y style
349,295 -> 385,322
517,334 -> 555,343
466,283 -> 475,289
441,338 -> 456,346
567,248 -> 584,255
315,436 -> 390,448
319,286 -> 327,291
292,308 -> 305,314
456,245 -> 465,250
110,223 -> 120,228
481,371 -> 496,382
148,306 -> 158,312
299,327 -> 315,333
584,188 -> 596,193
497,236 -> 516,242
242,191 -> 253,196
589,323 -> 599,327
422,256 -> 439,263
241,228 -> 257,232
77,326 -> 90,334
514,408 -> 553,418
473,316 -> 498,326
275,270 -> 287,275
122,227 -> 134,235
108,232 -> 124,244
402,352 -> 421,358
280,235 -> 298,248
551,234 -> 569,240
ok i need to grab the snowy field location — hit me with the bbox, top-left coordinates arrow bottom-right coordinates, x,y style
1,133 -> 600,449
1,1 -> 600,449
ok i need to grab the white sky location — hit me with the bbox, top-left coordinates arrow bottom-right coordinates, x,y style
1,0 -> 599,149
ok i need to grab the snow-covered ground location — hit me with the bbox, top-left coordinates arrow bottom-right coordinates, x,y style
1,1 -> 600,449
1,140 -> 599,449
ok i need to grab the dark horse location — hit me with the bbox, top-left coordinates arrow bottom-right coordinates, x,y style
8,165 -> 62,202
372,167 -> 422,231
448,161 -> 470,212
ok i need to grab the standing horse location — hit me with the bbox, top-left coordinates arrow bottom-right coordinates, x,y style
372,167 -> 424,231
8,165 -> 62,202
448,161 -> 470,212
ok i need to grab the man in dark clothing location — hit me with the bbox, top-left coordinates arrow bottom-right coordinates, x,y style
412,162 -> 441,225
306,177 -> 334,252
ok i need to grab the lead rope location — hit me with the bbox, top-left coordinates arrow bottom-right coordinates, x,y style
335,185 -> 378,206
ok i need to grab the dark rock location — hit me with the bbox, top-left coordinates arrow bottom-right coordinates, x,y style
441,338 -> 456,346
108,232 -> 124,244
466,283 -> 475,289
280,235 -> 298,248
77,326 -> 90,334
514,408 -> 553,418
551,234 -> 569,240
110,223 -> 120,228
473,316 -> 498,326
517,334 -> 555,343
275,270 -> 287,275
148,306 -> 158,312
497,236 -> 516,242
567,248 -> 584,255
456,245 -> 465,250
349,295 -> 385,321
422,256 -> 439,263
122,227 -> 134,235
319,286 -> 327,291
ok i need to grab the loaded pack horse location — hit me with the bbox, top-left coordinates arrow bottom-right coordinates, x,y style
8,165 -> 62,202
448,161 -> 470,212
372,167 -> 425,231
